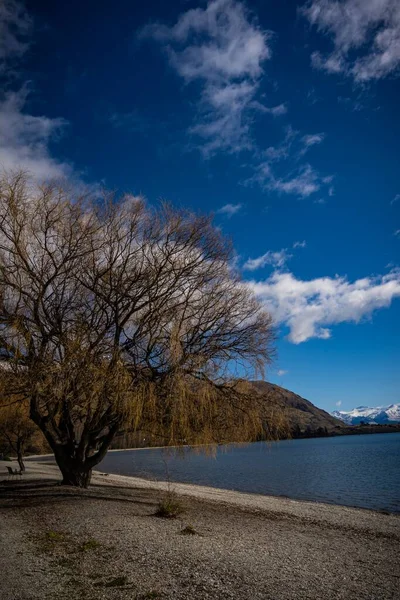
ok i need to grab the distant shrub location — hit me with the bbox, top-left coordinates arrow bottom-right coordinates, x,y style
155,493 -> 184,519
180,524 -> 198,535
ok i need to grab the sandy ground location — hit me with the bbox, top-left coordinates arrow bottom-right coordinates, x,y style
0,459 -> 399,600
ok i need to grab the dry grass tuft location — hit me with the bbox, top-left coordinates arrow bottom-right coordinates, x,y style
155,493 -> 184,519
179,524 -> 198,535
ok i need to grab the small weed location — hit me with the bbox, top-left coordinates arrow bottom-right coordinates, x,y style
180,524 -> 198,536
94,575 -> 129,588
79,539 -> 101,552
46,530 -> 65,542
155,494 -> 184,519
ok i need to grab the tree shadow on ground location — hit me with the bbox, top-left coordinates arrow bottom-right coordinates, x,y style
0,478 -> 160,512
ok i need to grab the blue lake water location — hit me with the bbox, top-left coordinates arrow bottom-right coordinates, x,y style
98,433 -> 400,513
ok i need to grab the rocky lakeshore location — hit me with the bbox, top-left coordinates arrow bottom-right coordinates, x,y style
0,460 -> 399,600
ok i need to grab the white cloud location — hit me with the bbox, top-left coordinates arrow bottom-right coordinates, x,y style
262,125 -> 298,163
266,103 -> 288,116
190,81 -> 258,155
248,269 -> 400,343
217,202 -> 242,217
141,1 -> 330,196
141,0 -> 270,80
243,248 -> 292,271
244,240 -> 306,271
244,126 -> 333,198
301,0 -> 400,82
0,0 -> 31,72
250,163 -> 327,198
394,229 -> 400,237
336,400 -> 342,407
0,3 -> 74,182
277,369 -> 288,376
299,132 -> 325,155
272,165 -> 322,197
140,0 -> 280,156
250,101 -> 288,116
0,88 -> 72,180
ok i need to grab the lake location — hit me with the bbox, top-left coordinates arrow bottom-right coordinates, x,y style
98,433 -> 400,513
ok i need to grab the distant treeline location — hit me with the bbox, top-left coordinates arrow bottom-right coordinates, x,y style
290,423 -> 400,439
110,422 -> 400,450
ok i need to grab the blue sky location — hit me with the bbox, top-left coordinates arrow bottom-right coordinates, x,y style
0,0 -> 399,412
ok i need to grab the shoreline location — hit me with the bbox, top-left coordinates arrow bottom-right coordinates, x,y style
1,459 -> 399,600
24,427 -> 400,461
3,459 -> 400,522
24,440 -> 400,515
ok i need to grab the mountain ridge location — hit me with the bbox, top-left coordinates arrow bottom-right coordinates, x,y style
251,380 -> 344,435
332,404 -> 400,425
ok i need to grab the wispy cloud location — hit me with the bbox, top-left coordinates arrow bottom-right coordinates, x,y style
244,239 -> 307,271
336,400 -> 342,408
250,101 -> 288,116
141,1 -> 333,198
140,0 -> 286,156
248,269 -> 400,343
244,126 -> 332,198
270,164 -> 323,197
243,248 -> 292,271
277,369 -> 288,376
301,0 -> 400,82
247,162 -> 331,198
0,87 -> 72,180
217,202 -> 242,217
262,125 -> 297,162
0,2 -> 75,182
299,132 -> 325,156
394,229 -> 400,237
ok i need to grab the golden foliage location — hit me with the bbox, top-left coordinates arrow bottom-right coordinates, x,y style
0,170 -> 280,483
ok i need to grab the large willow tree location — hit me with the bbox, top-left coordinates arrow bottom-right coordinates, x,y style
0,171 -> 276,487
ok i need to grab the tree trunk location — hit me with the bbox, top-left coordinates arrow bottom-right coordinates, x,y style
60,465 -> 92,488
30,403 -> 120,488
16,440 -> 25,472
55,452 -> 92,488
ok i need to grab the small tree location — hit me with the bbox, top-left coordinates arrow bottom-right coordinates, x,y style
0,171 -> 276,487
0,399 -> 40,470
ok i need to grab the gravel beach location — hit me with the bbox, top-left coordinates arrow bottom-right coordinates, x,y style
1,459 -> 399,600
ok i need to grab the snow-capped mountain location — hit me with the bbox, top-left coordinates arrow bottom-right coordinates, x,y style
332,404 -> 400,425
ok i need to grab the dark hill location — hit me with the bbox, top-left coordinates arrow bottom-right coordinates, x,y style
252,381 -> 344,437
